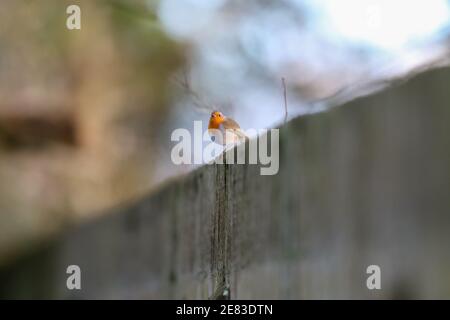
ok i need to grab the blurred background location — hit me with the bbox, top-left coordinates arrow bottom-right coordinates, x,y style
0,0 -> 449,265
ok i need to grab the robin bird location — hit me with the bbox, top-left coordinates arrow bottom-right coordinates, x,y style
208,111 -> 247,147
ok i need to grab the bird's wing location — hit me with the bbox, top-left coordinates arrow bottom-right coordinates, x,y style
222,117 -> 241,129
222,117 -> 248,140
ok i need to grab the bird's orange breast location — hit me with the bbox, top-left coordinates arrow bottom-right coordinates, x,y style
208,117 -> 222,130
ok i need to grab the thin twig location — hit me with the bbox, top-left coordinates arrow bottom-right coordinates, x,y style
281,77 -> 288,123
173,69 -> 214,114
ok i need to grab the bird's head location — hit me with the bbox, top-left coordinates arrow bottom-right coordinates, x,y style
209,111 -> 225,129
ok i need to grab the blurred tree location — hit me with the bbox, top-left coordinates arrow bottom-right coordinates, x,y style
0,0 -> 184,264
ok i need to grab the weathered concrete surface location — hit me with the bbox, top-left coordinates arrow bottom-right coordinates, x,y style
1,67 -> 450,299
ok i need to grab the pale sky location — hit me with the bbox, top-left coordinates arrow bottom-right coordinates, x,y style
308,0 -> 450,51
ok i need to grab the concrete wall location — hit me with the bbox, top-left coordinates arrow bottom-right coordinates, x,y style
1,67 -> 450,299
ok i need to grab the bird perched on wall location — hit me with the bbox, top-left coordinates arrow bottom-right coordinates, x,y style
208,111 -> 247,147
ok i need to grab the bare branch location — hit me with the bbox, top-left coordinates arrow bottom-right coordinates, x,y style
173,69 -> 214,114
281,77 -> 288,123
